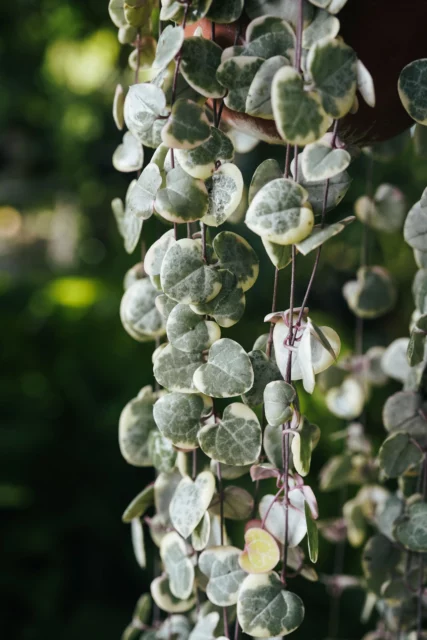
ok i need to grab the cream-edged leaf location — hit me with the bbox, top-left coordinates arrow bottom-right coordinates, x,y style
161,99 -> 211,150
153,391 -> 209,449
124,83 -> 167,140
120,277 -> 165,341
213,231 -> 259,292
127,164 -> 163,219
180,37 -> 225,98
202,164 -> 244,227
167,303 -> 220,353
301,139 -> 351,181
176,127 -> 234,179
160,531 -> 195,599
113,131 -> 143,173
217,56 -> 265,112
151,575 -> 196,613
190,269 -> 246,328
246,56 -> 290,119
144,230 -> 176,277
193,338 -> 254,398
199,546 -> 246,606
264,380 -> 295,427
154,344 -> 204,393
295,216 -> 354,255
119,386 -> 157,467
153,25 -> 184,73
398,59 -> 427,125
169,471 -> 216,539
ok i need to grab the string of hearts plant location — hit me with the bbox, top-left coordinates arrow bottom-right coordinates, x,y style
103,0 -> 426,638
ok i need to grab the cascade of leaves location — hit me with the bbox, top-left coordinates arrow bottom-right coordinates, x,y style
105,1 -> 405,639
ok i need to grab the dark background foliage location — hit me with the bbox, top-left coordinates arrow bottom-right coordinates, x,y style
1,2 -> 426,638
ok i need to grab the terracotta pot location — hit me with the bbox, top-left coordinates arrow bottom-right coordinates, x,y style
185,1 -> 427,146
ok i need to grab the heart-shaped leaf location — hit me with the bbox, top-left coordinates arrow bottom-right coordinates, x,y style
398,59 -> 427,125
154,167 -> 209,222
394,502 -> 427,553
301,139 -> 351,181
124,83 -> 167,141
239,528 -> 280,574
246,177 -> 314,245
379,432 -> 424,479
303,8 -> 340,49
154,391 -> 211,449
120,277 -> 165,341
291,417 -> 320,477
167,303 -> 220,353
122,483 -> 155,523
113,131 -> 144,173
160,531 -> 195,600
272,66 -> 332,145
295,216 -> 355,256
155,471 -> 182,527
144,230 -> 175,278
155,293 -> 178,321
160,0 -> 213,23
207,0 -> 244,23
357,58 -> 376,108
127,164 -> 163,219
190,270 -> 246,328
381,337 -> 411,384
153,25 -> 184,73
109,0 -> 126,27
237,571 -> 305,637
362,535 -> 401,596
176,127 -> 234,179
292,154 -> 352,215
383,391 -> 427,448
263,423 -> 290,468
209,486 -> 254,520
119,386 -> 157,467
148,431 -> 177,474
308,37 -> 357,118
214,232 -> 259,293
151,575 -> 196,613
162,99 -> 211,150
169,471 -> 216,538
246,15 -> 296,55
154,344 -> 204,393
112,180 -> 143,254
202,164 -> 244,227
249,159 -> 283,205
326,376 -> 366,420
355,184 -> 406,233
193,338 -> 254,398
242,350 -> 281,407
259,489 -> 310,547
198,402 -> 261,465
264,380 -> 296,427
246,56 -> 289,119
343,266 -> 397,319
245,0 -> 315,25
180,37 -> 225,98
157,616 -> 191,640
188,612 -> 220,640
199,546 -> 246,606
404,188 -> 427,250
217,56 -> 265,112
160,238 -> 222,304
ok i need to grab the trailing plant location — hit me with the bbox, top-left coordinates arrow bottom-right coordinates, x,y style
107,0 -> 427,638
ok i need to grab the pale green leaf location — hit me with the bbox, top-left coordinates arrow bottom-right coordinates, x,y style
398,59 -> 427,125
292,155 -> 352,215
190,269 -> 246,328
357,58 -> 376,108
120,277 -> 165,341
355,184 -> 406,233
249,159 -> 283,205
113,84 -> 125,130
131,517 -> 146,568
154,344 -> 204,393
191,511 -> 211,551
404,188 -> 427,250
155,293 -> 178,321
151,575 -> 196,613
264,380 -> 295,427
217,56 -> 265,112
155,168 -> 208,223
246,177 -> 314,245
343,266 -> 397,319
304,501 -> 319,563
160,238 -> 222,304
162,99 -> 211,150
383,391 -> 427,448
144,230 -> 176,277
112,180 -> 143,254
122,483 -> 155,523
301,139 -> 351,181
124,83 -> 167,141
246,56 -> 290,119
119,386 -> 157,466
308,37 -> 357,118
169,471 -> 216,538
237,571 -> 305,637
272,66 -> 332,145
295,216 -> 354,255
259,491 -> 308,547
180,37 -> 225,99
199,546 -> 246,606
176,127 -> 234,179
362,535 -> 401,596
167,303 -> 221,353
198,402 -> 261,465
378,432 -> 424,479
408,313 -> 427,366
153,391 -> 209,449
193,338 -> 254,398
394,502 -> 427,553
209,485 -> 254,520
381,337 -> 411,384
127,164 -> 163,219
160,531 -> 195,599
302,9 -> 340,49
213,231 -> 259,292
326,376 -> 366,420
148,431 -> 177,474
189,612 -> 220,640
291,417 -> 320,477
153,25 -> 184,73
242,350 -> 281,407
202,164 -> 244,227
262,239 -> 293,269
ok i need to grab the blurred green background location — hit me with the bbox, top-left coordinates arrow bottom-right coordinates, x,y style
1,2 -> 426,639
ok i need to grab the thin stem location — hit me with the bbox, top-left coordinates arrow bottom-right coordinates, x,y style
170,1 -> 191,170
134,30 -> 141,84
233,617 -> 240,640
267,267 -> 279,357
